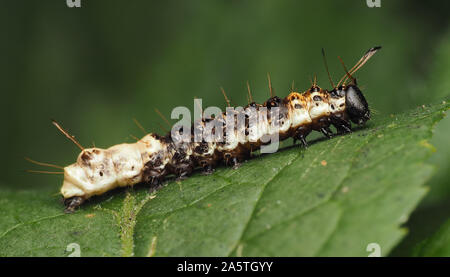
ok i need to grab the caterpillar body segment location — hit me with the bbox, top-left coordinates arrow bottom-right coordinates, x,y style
59,47 -> 381,213
62,134 -> 167,212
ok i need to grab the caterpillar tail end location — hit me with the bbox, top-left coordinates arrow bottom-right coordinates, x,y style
63,196 -> 85,214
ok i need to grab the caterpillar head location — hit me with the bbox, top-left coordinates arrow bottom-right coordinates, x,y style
332,46 -> 380,125
339,46 -> 380,125
344,84 -> 370,125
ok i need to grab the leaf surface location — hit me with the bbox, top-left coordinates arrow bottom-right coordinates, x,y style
0,102 -> 448,257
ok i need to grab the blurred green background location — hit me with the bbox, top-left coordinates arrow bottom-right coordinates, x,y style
0,0 -> 449,255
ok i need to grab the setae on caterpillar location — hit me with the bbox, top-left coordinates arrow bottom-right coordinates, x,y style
29,46 -> 381,213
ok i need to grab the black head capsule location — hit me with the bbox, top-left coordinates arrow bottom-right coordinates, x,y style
344,85 -> 370,125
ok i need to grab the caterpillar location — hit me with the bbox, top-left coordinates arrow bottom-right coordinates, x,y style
29,46 -> 381,213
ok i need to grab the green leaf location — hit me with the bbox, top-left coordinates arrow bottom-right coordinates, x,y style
415,29 -> 450,207
390,30 -> 450,257
0,102 -> 448,257
413,219 -> 450,257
